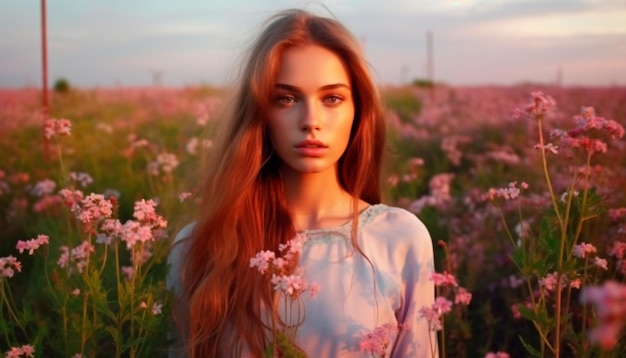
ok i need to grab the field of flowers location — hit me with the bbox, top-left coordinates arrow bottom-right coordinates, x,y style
1,84 -> 625,357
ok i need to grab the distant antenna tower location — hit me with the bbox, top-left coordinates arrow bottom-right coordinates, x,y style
556,66 -> 563,87
151,70 -> 162,86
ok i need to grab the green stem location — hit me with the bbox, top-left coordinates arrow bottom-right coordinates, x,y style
130,246 -> 137,358
581,257 -> 590,355
537,116 -> 564,357
115,241 -> 122,358
80,291 -> 89,355
571,153 -> 593,249
98,244 -> 109,277
2,276 -> 30,343
440,312 -> 446,358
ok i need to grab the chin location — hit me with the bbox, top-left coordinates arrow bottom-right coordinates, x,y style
286,163 -> 334,175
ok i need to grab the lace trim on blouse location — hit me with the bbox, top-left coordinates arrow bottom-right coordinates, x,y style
300,204 -> 387,244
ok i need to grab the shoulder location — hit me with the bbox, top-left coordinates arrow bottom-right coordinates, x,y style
166,223 -> 195,292
363,204 -> 431,241
359,204 -> 434,256
174,223 -> 196,244
169,223 -> 195,261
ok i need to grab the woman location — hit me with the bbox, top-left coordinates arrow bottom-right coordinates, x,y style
168,9 -> 437,357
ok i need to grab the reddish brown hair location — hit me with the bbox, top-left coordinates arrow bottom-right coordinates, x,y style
181,9 -> 386,357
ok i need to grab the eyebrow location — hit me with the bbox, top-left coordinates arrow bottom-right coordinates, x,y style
274,83 -> 351,92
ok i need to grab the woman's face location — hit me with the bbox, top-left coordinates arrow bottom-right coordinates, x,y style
267,44 -> 355,176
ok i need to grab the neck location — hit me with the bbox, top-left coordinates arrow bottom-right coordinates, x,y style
282,167 -> 358,230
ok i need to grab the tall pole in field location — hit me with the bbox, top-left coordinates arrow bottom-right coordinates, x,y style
426,31 -> 434,98
41,0 -> 50,159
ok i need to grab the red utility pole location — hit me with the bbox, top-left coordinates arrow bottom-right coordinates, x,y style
41,0 -> 50,159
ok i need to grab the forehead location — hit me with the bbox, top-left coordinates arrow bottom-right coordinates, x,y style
274,45 -> 351,87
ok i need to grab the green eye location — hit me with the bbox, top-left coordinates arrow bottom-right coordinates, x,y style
275,95 -> 296,105
324,95 -> 343,105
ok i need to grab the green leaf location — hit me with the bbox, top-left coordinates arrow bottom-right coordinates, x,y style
518,334 -> 542,357
517,303 -> 538,323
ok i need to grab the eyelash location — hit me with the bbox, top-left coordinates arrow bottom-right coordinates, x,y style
273,94 -> 345,106
323,95 -> 343,105
275,95 -> 296,105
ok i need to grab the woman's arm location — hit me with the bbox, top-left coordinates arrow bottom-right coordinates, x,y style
390,212 -> 439,358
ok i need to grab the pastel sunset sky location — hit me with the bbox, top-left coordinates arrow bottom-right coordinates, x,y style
1,0 -> 625,87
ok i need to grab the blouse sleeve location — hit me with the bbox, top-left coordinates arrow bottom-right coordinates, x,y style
166,224 -> 194,358
388,210 -> 439,358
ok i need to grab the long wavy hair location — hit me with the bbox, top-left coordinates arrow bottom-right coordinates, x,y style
180,9 -> 386,357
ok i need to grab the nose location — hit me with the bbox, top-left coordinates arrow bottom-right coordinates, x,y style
300,100 -> 321,132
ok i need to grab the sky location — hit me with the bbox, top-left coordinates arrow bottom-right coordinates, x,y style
1,0 -> 625,88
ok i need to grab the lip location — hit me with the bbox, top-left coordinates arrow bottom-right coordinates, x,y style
294,139 -> 329,148
294,139 -> 329,157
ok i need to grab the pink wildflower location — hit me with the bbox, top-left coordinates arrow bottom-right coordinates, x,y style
57,241 -> 95,274
59,188 -> 84,211
249,250 -> 276,274
4,344 -> 35,358
430,271 -> 458,287
608,208 -> 626,221
131,242 -> 154,265
433,296 -> 453,314
359,323 -> 398,357
573,242 -> 597,258
16,234 -> 49,255
511,303 -> 521,319
68,172 -> 93,187
178,192 -> 192,202
97,219 -> 122,245
20,345 -> 34,357
514,91 -> 556,119
31,179 -> 56,197
33,194 -> 63,213
57,246 -> 70,268
76,194 -> 113,224
419,306 -> 443,331
485,352 -> 510,358
121,266 -> 134,281
560,190 -> 579,203
455,287 -> 472,305
44,118 -> 72,139
133,199 -> 167,229
539,272 -> 566,292
59,190 -> 113,228
534,143 -> 559,155
552,107 -> 625,157
151,301 -> 163,315
580,281 -> 626,350
149,152 -> 179,175
609,241 -> 626,259
594,257 -> 609,271
0,256 -> 22,279
484,181 -> 526,201
186,137 -> 200,155
278,233 -> 305,261
250,234 -> 318,301
119,220 -> 155,249
271,271 -> 308,297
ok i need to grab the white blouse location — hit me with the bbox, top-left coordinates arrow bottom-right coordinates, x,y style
168,204 -> 438,357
